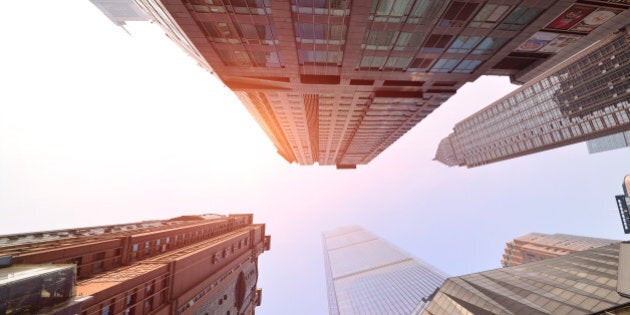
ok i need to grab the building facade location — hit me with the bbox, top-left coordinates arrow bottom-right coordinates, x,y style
435,26 -> 630,168
110,0 -> 630,168
322,226 -> 447,314
423,244 -> 630,315
586,130 -> 630,154
0,213 -> 270,315
501,232 -> 617,267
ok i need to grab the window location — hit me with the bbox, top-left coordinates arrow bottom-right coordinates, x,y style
217,50 -> 252,66
469,4 -> 510,28
453,59 -> 482,73
372,0 -> 412,19
93,252 -> 106,273
187,0 -> 227,13
225,0 -> 271,15
251,51 -> 284,67
430,59 -> 459,73
422,34 -> 453,53
101,305 -> 111,315
204,22 -> 240,44
295,23 -> 346,44
235,23 -> 277,44
384,57 -> 411,70
472,37 -> 507,55
497,7 -> 541,31
407,0 -> 449,24
408,58 -> 433,71
359,56 -> 386,69
440,1 -> 480,27
394,32 -> 425,51
291,0 -> 349,16
363,30 -> 397,50
447,36 -> 481,54
298,50 -> 343,65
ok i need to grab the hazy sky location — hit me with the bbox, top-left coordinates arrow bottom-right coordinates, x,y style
1,2 -> 629,315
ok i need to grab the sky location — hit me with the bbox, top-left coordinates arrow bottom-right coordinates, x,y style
1,2 -> 629,315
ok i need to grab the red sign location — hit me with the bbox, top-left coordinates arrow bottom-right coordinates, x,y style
546,4 -> 597,30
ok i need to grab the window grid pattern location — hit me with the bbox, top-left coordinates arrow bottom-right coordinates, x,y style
436,33 -> 630,167
423,244 -> 630,315
324,226 -> 447,315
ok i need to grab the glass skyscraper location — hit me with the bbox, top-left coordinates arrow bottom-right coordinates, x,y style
322,226 -> 447,314
435,28 -> 630,168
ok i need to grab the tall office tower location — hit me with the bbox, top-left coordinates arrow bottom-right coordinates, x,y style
423,243 -> 630,315
104,0 -> 630,168
322,226 -> 447,314
435,26 -> 630,168
0,213 -> 271,315
501,232 -> 617,267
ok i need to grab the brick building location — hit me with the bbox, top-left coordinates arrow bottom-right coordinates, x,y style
0,213 -> 270,315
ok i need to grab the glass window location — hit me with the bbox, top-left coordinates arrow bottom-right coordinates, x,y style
440,1 -> 480,27
251,51 -> 284,67
291,0 -> 349,15
430,59 -> 459,72
295,23 -> 346,44
497,7 -> 541,31
408,0 -> 448,24
472,37 -> 507,55
187,0 -> 226,13
359,56 -> 387,69
469,4 -> 510,28
217,50 -> 252,66
298,50 -> 343,64
384,57 -> 412,70
363,30 -> 397,50
408,58 -> 433,72
235,23 -> 277,44
204,22 -> 240,44
394,32 -> 425,51
372,0 -> 412,17
422,34 -> 453,53
225,0 -> 271,15
453,59 -> 482,73
447,36 -> 482,54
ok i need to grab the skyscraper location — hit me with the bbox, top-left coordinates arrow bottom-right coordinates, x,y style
435,26 -> 630,168
0,213 -> 270,315
501,232 -> 617,267
101,0 -> 630,168
423,243 -> 630,315
322,226 -> 447,314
